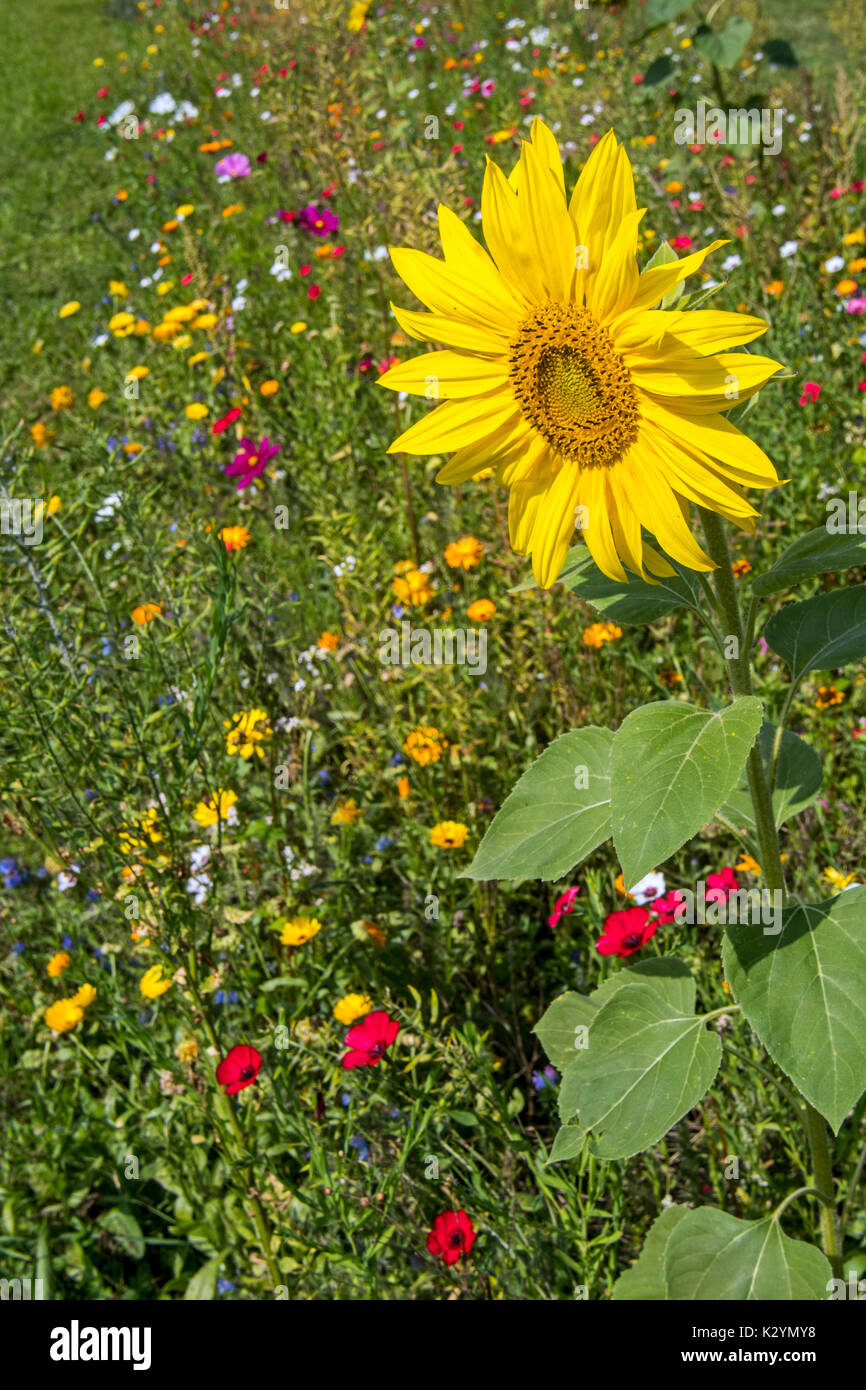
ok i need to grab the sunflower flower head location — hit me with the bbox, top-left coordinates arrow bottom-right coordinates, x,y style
380,121 -> 784,589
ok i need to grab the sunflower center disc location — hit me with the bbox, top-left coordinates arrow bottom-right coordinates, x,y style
508,302 -> 640,467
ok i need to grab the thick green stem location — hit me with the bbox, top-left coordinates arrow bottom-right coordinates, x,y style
699,508 -> 842,1278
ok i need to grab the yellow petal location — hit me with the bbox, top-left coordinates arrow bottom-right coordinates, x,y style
378,349 -> 509,399
481,156 -> 547,303
388,391 -> 520,455
391,301 -> 509,354
641,397 -> 780,486
436,414 -> 534,483
517,139 -> 577,302
632,351 -> 783,412
389,246 -> 522,334
616,309 -> 768,358
615,239 -> 729,317
589,209 -> 645,324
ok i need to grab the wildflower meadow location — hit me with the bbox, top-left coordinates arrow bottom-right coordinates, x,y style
3,0 -> 866,1340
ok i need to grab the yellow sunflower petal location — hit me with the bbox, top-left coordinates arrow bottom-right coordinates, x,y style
580,468 -> 628,583
389,246 -> 522,334
616,239 -> 729,317
616,447 -> 714,572
388,391 -> 520,455
640,397 -> 781,484
632,351 -> 783,412
481,156 -> 547,303
589,209 -> 645,324
569,131 -> 636,262
378,349 -> 509,399
516,140 -> 576,301
615,309 -> 769,358
391,301 -> 509,354
435,414 -> 533,483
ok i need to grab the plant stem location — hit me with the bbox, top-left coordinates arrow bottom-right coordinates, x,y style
699,507 -> 843,1277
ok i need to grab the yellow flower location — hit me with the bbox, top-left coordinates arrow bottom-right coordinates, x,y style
260,379 -> 279,396
843,229 -> 866,246
185,402 -> 209,419
164,305 -> 197,323
317,630 -> 340,651
176,1039 -> 198,1064
347,0 -> 370,31
50,385 -> 74,411
467,598 -> 495,621
44,999 -> 84,1033
127,364 -> 149,380
224,709 -> 272,759
279,915 -> 322,946
59,301 -> 81,318
822,866 -> 859,891
430,820 -> 469,849
404,726 -> 447,766
290,321 -> 307,334
219,524 -> 251,552
193,789 -> 238,827
583,620 -> 622,649
132,602 -> 162,625
192,312 -> 218,329
444,535 -> 483,569
140,964 -> 172,999
71,983 -> 97,1008
735,853 -> 762,875
109,280 -> 129,298
331,797 -> 363,825
393,567 -> 433,606
815,684 -> 844,709
109,311 -> 136,337
88,388 -> 107,409
334,992 -> 373,1025
47,951 -> 71,978
380,119 -> 782,589
119,807 -> 162,854
30,422 -> 54,447
176,203 -> 195,218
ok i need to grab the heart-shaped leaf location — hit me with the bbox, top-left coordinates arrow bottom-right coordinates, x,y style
558,980 -> 722,1159
464,727 -> 612,882
695,17 -> 753,69
723,888 -> 866,1131
665,1208 -> 831,1300
764,585 -> 866,682
611,698 -> 762,886
613,1205 -> 690,1301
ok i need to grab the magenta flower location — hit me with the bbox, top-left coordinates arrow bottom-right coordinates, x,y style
299,204 -> 339,236
548,886 -> 580,928
799,381 -> 821,406
215,152 -> 251,180
224,436 -> 280,490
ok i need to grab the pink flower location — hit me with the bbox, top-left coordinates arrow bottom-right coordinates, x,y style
650,890 -> 687,925
224,436 -> 280,490
799,381 -> 821,406
548,886 -> 580,928
596,906 -> 658,958
706,866 -> 738,903
671,235 -> 692,250
215,152 -> 251,179
299,204 -> 339,236
341,1010 -> 399,1069
845,298 -> 866,315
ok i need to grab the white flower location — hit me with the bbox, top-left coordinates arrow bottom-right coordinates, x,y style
771,202 -> 787,216
57,865 -> 80,892
175,100 -> 198,120
108,100 -> 135,126
629,871 -> 667,905
149,92 -> 177,115
824,255 -> 845,273
95,492 -> 122,521
270,262 -> 291,280
779,240 -> 798,259
721,254 -> 742,272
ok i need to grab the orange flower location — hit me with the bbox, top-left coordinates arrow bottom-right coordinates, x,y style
219,525 -> 251,552
317,630 -> 339,651
732,559 -> 752,577
466,598 -> 495,622
397,776 -> 410,798
132,602 -> 162,625
260,379 -> 279,396
764,280 -> 785,297
444,535 -> 483,570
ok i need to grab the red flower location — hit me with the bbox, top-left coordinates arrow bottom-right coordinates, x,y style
651,889 -> 687,925
548,885 -> 580,928
212,406 -> 243,434
341,1010 -> 399,1069
426,1210 -> 477,1266
707,866 -> 738,903
216,1044 -> 262,1095
596,905 -> 658,958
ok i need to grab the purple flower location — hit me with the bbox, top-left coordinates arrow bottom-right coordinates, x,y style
215,152 -> 251,180
299,204 -> 339,236
224,436 -> 280,490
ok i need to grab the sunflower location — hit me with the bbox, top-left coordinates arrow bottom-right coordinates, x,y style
380,120 -> 784,588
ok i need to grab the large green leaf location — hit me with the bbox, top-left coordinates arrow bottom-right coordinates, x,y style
753,526 -> 866,596
645,0 -> 694,26
719,722 -> 822,832
723,889 -> 866,1131
611,698 -> 763,886
535,957 -> 694,1071
695,17 -> 753,69
464,727 -> 612,882
764,585 -> 866,681
546,1123 -> 586,1166
665,1208 -> 830,1300
558,980 -> 722,1160
557,549 -> 704,625
613,1205 -> 690,1301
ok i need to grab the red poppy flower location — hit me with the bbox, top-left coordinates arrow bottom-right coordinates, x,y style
212,406 -> 243,435
596,905 -> 658,958
341,1010 -> 399,1069
216,1043 -> 262,1094
426,1210 -> 477,1266
650,889 -> 687,925
706,866 -> 738,903
548,885 -> 580,928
